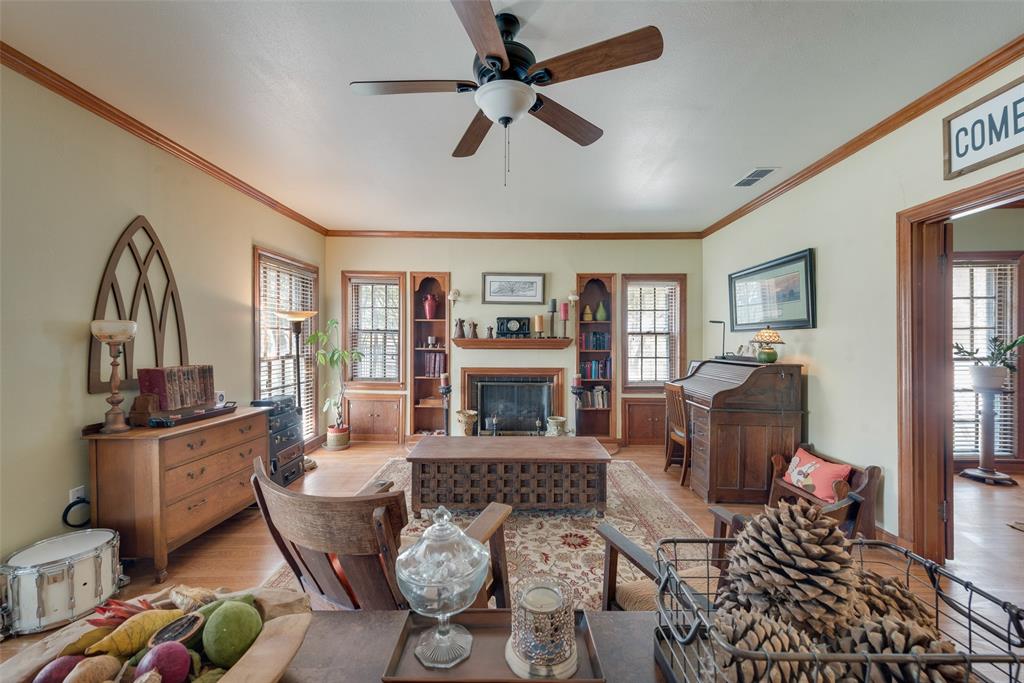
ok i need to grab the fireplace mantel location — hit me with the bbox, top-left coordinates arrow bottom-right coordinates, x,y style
452,337 -> 572,350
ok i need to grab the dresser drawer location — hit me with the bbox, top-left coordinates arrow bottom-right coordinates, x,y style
164,437 -> 267,503
165,467 -> 256,545
164,414 -> 267,468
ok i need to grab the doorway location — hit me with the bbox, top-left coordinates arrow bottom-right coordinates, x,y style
897,168 -> 1024,563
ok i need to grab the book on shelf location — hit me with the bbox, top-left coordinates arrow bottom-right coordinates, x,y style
577,385 -> 610,409
578,358 -> 612,380
578,331 -> 611,351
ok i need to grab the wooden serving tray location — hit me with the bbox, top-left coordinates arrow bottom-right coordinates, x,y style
382,609 -> 605,682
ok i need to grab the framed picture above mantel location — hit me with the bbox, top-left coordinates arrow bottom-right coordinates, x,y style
728,249 -> 816,331
481,272 -> 545,304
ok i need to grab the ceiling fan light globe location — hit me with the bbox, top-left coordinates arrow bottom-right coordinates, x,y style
474,80 -> 536,127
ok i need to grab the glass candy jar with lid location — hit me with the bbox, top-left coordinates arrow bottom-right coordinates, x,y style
396,506 -> 490,668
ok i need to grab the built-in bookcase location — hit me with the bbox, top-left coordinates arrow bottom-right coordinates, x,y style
409,272 -> 450,438
575,273 -> 615,440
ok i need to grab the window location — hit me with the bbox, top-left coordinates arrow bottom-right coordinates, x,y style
254,248 -> 319,440
622,274 -> 685,391
342,272 -> 405,386
952,254 -> 1021,458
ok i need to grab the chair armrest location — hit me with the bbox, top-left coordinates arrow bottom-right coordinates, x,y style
770,454 -> 791,479
356,479 -> 395,496
465,502 -> 513,544
709,506 -> 749,537
597,522 -> 657,580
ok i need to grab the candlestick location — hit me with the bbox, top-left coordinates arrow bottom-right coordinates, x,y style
573,373 -> 582,387
440,372 -> 449,387
534,314 -> 545,337
548,298 -> 557,313
559,302 -> 569,321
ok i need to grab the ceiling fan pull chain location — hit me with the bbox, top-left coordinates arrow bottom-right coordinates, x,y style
503,125 -> 509,188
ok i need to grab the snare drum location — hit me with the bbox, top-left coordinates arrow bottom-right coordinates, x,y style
0,529 -> 123,636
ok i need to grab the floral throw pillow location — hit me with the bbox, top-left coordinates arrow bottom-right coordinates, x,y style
782,449 -> 852,503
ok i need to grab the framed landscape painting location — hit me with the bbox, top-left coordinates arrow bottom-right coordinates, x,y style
481,272 -> 545,304
728,249 -> 816,331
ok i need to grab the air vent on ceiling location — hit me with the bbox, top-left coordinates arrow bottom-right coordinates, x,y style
734,167 -> 777,187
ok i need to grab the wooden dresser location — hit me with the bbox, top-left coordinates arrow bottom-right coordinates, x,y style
680,360 -> 803,504
84,407 -> 270,582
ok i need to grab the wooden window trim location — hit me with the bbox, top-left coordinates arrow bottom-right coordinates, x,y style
620,274 -> 687,394
341,270 -> 406,390
952,250 -> 1024,461
252,246 -> 320,438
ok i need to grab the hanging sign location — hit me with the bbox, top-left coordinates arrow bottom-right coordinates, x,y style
944,75 -> 1024,180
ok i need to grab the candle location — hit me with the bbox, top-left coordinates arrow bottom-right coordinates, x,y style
440,372 -> 449,387
559,302 -> 569,321
573,374 -> 582,387
548,298 -> 557,313
522,585 -> 562,611
533,314 -> 545,335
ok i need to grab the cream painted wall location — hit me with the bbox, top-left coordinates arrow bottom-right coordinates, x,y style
324,237 -> 702,436
0,69 -> 325,557
702,58 -> 1024,535
953,208 -> 1024,251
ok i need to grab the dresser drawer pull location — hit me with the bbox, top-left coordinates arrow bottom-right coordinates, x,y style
186,466 -> 207,480
238,447 -> 254,458
239,424 -> 253,435
187,498 -> 208,512
187,438 -> 207,450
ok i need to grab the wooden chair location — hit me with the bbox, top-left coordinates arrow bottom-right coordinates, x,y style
663,380 -> 689,483
251,459 -> 511,611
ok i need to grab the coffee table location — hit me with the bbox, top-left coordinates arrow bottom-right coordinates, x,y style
407,436 -> 611,517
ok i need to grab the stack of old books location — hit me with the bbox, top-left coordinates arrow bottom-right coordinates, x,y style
137,364 -> 215,410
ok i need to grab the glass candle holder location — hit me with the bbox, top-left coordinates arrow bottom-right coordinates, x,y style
505,576 -> 577,679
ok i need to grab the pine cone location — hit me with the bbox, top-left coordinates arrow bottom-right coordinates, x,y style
713,609 -> 840,683
724,499 -> 859,638
855,569 -> 936,634
834,616 -> 968,683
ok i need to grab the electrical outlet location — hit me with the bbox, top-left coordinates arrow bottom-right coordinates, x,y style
69,485 -> 86,503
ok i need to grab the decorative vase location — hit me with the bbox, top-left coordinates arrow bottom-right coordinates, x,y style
423,294 -> 438,320
454,318 -> 466,339
582,305 -> 593,322
595,301 -> 608,322
544,416 -> 567,437
970,365 -> 1009,390
325,425 -> 350,451
456,409 -> 478,436
756,347 -> 778,363
469,321 -> 479,338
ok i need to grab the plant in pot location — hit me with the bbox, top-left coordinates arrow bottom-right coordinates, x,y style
307,319 -> 363,451
953,334 -> 1024,390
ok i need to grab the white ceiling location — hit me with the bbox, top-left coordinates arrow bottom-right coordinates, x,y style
2,1 -> 1022,233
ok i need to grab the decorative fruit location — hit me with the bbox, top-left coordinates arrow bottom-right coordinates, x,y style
192,669 -> 226,683
147,612 -> 205,648
58,628 -> 114,656
169,586 -> 217,612
63,655 -> 122,683
85,609 -> 184,656
135,641 -> 191,683
86,597 -> 155,628
195,594 -> 255,621
31,655 -> 85,683
202,601 -> 263,668
135,673 -> 162,683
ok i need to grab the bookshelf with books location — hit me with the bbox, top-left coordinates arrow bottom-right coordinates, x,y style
409,272 -> 450,438
574,273 -> 615,440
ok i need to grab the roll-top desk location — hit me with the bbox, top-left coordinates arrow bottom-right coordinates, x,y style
680,360 -> 803,503
84,407 -> 271,582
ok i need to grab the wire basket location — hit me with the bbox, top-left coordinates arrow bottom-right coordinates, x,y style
654,538 -> 1023,682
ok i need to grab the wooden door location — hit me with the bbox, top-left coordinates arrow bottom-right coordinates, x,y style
373,400 -> 401,443
344,395 -> 403,443
623,398 -> 666,446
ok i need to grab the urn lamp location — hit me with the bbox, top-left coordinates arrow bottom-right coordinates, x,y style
90,319 -> 138,433
751,325 -> 784,363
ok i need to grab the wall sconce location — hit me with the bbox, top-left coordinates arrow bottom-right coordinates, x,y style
448,289 -> 461,307
567,292 -> 580,309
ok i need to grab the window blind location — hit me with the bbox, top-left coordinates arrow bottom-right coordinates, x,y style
625,280 -> 680,385
347,277 -> 401,382
256,252 -> 318,440
952,260 -> 1018,457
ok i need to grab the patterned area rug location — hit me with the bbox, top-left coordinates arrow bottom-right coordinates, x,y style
263,458 -> 706,608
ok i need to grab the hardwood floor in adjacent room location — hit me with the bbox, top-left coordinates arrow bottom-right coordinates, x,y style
2,444 -> 1021,662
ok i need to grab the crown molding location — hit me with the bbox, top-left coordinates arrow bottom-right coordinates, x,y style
1,41 -> 329,236
700,33 -> 1024,239
325,229 -> 700,239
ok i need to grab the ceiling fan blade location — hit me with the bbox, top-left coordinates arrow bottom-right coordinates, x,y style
453,110 -> 493,157
529,95 -> 603,146
350,80 -> 477,95
528,26 -> 663,86
450,0 -> 510,72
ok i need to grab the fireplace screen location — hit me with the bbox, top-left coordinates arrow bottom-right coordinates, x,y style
475,378 -> 553,435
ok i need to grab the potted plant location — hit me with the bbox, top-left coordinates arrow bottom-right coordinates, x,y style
307,319 -> 363,450
953,334 -> 1024,390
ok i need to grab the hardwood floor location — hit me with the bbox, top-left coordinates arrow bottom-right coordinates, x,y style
2,444 -> 1021,662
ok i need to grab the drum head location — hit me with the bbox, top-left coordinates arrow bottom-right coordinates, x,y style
5,529 -> 115,567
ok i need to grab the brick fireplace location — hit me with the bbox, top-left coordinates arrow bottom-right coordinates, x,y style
460,367 -> 565,436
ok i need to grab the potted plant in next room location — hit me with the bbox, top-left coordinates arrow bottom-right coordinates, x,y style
954,334 -> 1024,390
308,318 -> 363,450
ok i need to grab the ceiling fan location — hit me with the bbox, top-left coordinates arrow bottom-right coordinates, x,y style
350,0 -> 664,157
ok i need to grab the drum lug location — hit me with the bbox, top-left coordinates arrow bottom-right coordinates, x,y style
35,573 -> 45,622
93,554 -> 103,599
0,573 -> 10,637
117,574 -> 131,589
66,561 -> 75,613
